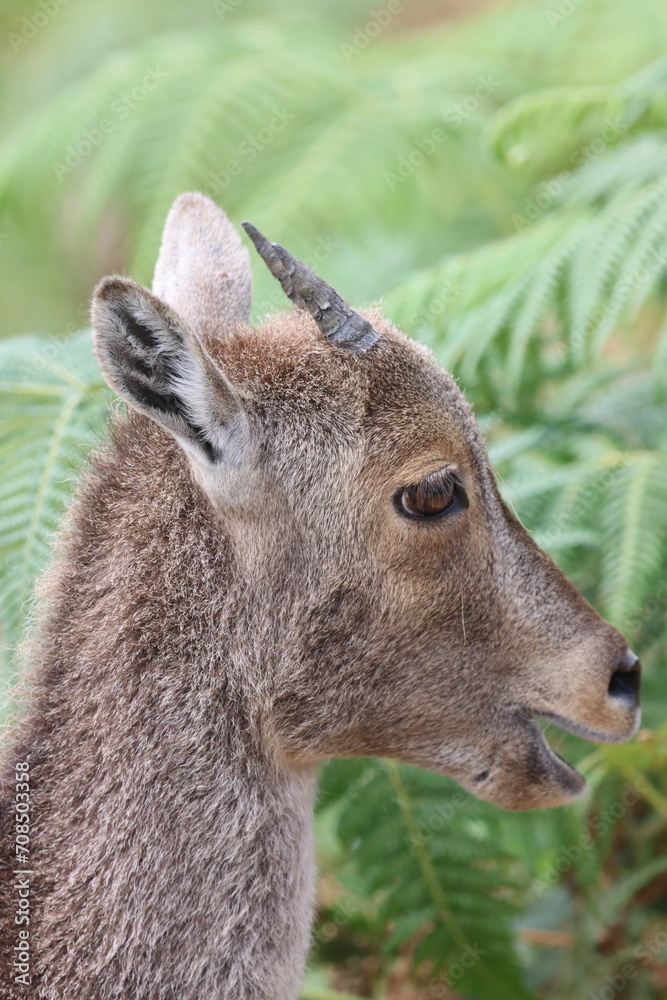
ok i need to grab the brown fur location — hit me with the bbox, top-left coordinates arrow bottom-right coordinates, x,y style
0,196 -> 639,998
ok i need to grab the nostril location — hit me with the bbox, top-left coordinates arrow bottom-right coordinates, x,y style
609,668 -> 640,701
608,650 -> 641,703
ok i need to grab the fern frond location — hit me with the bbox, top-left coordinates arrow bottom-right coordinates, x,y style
599,453 -> 667,629
0,333 -> 110,674
488,54 -> 667,177
388,138 -> 667,403
332,759 -> 532,999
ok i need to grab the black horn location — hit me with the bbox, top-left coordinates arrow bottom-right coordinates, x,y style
242,222 -> 381,352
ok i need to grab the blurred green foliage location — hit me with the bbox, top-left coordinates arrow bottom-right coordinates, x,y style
1,0 -> 667,997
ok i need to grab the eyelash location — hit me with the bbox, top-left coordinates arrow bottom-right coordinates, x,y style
394,468 -> 469,521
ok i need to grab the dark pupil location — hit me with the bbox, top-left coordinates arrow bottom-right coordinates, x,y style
403,475 -> 455,517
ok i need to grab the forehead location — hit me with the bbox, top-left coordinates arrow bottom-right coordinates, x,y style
204,309 -> 484,468
360,323 -> 483,472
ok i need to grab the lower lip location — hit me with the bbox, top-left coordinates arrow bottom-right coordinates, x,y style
526,716 -> 587,798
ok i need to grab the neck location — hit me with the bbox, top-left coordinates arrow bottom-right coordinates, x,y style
0,418 -> 318,1000
22,696 -> 317,999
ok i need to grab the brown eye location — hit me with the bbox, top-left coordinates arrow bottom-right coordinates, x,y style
397,468 -> 467,520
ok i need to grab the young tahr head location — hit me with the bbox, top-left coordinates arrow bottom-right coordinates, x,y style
91,193 -> 640,811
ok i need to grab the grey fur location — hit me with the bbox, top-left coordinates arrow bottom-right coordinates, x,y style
0,194 -> 639,999
154,192 -> 252,339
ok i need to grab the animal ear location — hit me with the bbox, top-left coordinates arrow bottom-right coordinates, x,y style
151,192 -> 252,340
91,276 -> 250,467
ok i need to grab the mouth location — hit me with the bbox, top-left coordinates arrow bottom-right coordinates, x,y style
471,649 -> 642,811
517,711 -> 587,804
513,701 -> 641,809
474,702 -> 640,812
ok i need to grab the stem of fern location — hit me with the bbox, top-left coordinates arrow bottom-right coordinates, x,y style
383,760 -> 466,951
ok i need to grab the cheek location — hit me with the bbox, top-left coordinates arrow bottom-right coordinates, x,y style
370,519 -> 497,643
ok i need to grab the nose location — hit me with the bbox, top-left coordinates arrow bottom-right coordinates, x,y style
608,649 -> 641,706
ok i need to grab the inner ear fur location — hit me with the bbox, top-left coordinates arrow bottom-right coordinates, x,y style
91,276 -> 247,466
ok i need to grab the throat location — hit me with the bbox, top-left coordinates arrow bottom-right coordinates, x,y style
17,690 -> 318,1000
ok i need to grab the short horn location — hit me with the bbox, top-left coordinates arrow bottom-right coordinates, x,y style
242,222 -> 381,352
